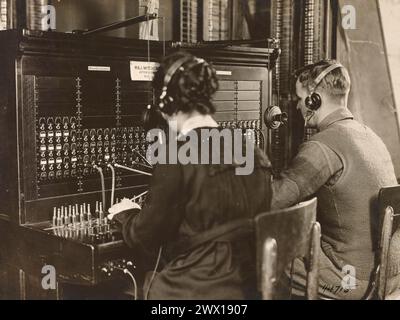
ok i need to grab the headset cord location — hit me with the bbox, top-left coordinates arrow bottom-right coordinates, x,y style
108,164 -> 116,206
145,246 -> 163,300
93,165 -> 106,213
114,266 -> 138,300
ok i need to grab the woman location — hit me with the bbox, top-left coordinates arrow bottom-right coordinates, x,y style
108,51 -> 272,299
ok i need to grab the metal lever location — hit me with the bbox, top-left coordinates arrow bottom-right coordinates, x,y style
73,13 -> 158,36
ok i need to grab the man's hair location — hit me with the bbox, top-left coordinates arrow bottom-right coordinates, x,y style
153,51 -> 219,115
295,59 -> 351,98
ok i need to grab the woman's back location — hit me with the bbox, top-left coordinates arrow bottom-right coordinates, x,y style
146,127 -> 272,299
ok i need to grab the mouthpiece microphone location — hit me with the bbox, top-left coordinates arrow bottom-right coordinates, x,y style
264,106 -> 288,129
304,110 -> 315,127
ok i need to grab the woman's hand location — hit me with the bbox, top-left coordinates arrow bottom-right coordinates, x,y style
107,198 -> 141,220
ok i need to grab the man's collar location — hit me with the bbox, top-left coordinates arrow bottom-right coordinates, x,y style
178,114 -> 218,138
318,108 -> 354,131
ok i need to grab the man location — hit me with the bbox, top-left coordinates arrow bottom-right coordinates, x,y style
272,60 -> 398,299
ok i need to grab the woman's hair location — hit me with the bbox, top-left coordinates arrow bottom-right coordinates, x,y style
152,51 -> 219,115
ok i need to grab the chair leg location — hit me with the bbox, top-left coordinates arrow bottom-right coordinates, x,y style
261,237 -> 278,300
306,222 -> 321,300
378,206 -> 394,300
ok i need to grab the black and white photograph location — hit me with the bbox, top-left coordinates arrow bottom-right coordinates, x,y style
0,0 -> 399,308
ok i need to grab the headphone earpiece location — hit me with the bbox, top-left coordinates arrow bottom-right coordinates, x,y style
305,92 -> 322,111
303,62 -> 344,112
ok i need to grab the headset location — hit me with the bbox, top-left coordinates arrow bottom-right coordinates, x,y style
158,56 -> 207,112
142,55 -> 209,131
304,63 -> 344,111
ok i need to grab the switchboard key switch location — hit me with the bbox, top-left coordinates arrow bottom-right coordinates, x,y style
97,129 -> 103,141
90,129 -> 96,141
55,117 -> 62,130
70,117 -> 77,129
52,208 -> 57,226
80,209 -> 85,225
62,117 -> 69,130
68,211 -> 73,226
99,212 -> 104,225
97,154 -> 103,165
64,162 -> 70,171
39,118 -> 46,131
90,155 -> 96,168
95,201 -> 100,218
104,128 -> 110,141
70,141 -> 77,152
63,210 -> 68,225
72,207 -> 77,226
56,209 -> 62,226
47,117 -> 54,131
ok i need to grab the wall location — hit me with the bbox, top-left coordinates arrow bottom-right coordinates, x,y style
337,0 -> 400,177
378,0 -> 400,136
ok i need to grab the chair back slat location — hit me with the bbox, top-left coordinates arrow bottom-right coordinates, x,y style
255,197 -> 318,296
377,186 -> 400,299
306,222 -> 321,300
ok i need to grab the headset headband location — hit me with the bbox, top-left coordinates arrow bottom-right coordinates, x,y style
162,56 -> 193,89
159,56 -> 206,106
309,63 -> 343,92
162,57 -> 205,89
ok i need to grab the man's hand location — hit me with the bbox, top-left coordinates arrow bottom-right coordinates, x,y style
107,198 -> 141,220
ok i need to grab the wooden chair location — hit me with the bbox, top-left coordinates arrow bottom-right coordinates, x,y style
366,186 -> 400,300
255,197 -> 321,300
